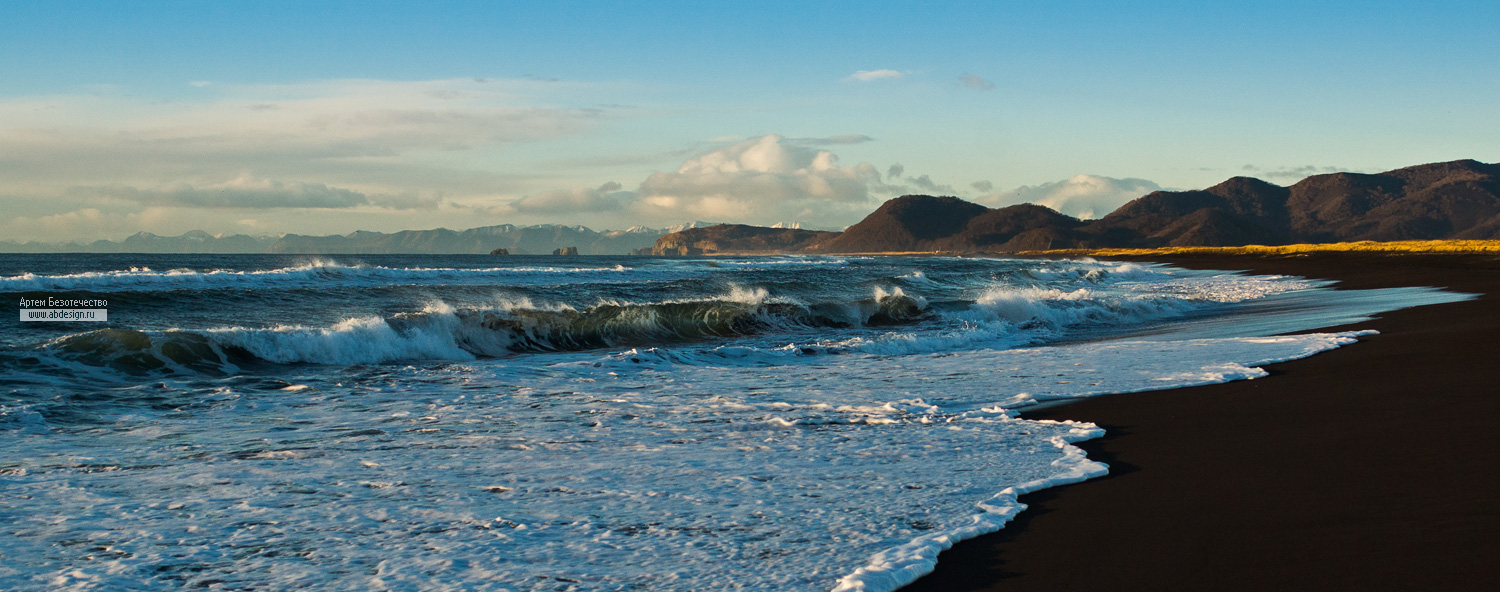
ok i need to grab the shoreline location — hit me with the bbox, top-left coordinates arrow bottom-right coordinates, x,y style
900,252 -> 1500,591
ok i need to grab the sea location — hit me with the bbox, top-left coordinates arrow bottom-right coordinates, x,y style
0,254 -> 1469,591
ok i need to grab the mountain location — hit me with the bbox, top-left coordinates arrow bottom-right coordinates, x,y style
1288,159 -> 1500,242
1088,159 -> 1500,247
808,195 -> 986,252
1079,176 -> 1294,247
809,197 -> 1085,253
649,159 -> 1500,254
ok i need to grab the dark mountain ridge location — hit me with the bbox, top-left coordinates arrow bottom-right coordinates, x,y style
804,197 -> 1085,253
1090,159 -> 1500,248
651,159 -> 1500,254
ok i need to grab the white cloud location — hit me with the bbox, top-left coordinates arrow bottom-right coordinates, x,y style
368,191 -> 446,211
5,79 -> 601,151
57,176 -> 450,212
958,74 -> 995,90
0,78 -> 610,197
630,134 -> 883,225
977,175 -> 1161,219
72,179 -> 370,209
495,135 -> 893,228
511,181 -> 628,214
2,115 -> 964,240
846,69 -> 905,82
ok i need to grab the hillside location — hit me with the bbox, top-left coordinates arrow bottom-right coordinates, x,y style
1083,159 -> 1500,247
807,197 -> 1085,252
650,159 -> 1500,254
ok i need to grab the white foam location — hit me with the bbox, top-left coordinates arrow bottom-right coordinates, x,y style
897,270 -> 940,286
66,287 -> 810,367
832,430 -> 1107,592
1021,259 -> 1165,283
207,314 -> 478,365
559,273 -> 1320,367
0,323 -> 1391,591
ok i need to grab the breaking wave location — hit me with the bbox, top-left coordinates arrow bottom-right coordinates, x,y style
14,281 -> 1235,377
19,287 -> 935,373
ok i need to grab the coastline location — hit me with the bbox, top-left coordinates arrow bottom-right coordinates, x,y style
900,252 -> 1500,591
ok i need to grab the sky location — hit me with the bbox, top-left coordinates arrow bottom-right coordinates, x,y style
2,0 -> 1497,242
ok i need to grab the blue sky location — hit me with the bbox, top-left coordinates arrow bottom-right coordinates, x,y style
2,1 -> 1496,241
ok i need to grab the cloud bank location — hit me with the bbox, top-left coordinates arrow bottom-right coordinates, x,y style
0,73 -> 1170,242
0,78 -> 610,198
505,135 -> 890,228
501,136 -> 1169,230
511,182 -> 628,214
73,179 -> 369,209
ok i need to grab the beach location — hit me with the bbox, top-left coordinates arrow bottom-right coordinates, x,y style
13,254 -> 1400,590
903,252 -> 1500,591
2,252 -> 1492,590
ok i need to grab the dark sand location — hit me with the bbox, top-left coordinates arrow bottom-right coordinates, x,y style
902,252 -> 1500,591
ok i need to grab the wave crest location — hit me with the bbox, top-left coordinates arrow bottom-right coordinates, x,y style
25,287 -> 938,372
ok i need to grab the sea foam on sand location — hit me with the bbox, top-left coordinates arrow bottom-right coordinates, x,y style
1,331 -> 1375,592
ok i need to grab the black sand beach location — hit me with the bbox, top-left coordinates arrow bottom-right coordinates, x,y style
903,252 -> 1500,591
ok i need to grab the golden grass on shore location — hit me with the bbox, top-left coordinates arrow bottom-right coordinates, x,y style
1018,240 -> 1500,257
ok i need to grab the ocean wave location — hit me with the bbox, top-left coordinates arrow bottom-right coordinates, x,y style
705,257 -> 857,267
1020,260 -> 1164,283
0,259 -> 638,293
962,286 -> 1195,327
583,284 -> 1217,367
816,286 -> 1200,356
8,266 -> 1318,378
171,282 -> 1210,372
19,287 -> 936,373
29,328 -> 255,377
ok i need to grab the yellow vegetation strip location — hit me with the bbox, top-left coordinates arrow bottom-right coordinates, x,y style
1017,240 -> 1500,257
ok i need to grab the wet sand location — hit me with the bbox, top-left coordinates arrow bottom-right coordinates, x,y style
902,252 -> 1500,591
